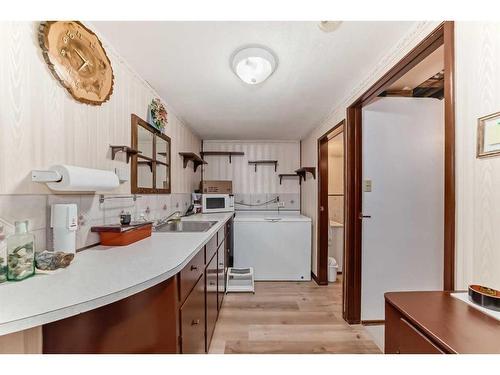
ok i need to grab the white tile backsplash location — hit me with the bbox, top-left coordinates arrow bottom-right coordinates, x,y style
234,193 -> 300,211
0,193 -> 196,251
0,195 -> 47,231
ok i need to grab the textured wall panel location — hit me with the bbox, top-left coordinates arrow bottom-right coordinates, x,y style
0,22 -> 201,196
455,22 -> 500,290
202,140 -> 300,194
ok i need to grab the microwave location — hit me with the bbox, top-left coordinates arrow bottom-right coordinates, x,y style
202,194 -> 234,213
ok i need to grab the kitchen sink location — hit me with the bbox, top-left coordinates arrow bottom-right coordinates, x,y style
154,220 -> 217,233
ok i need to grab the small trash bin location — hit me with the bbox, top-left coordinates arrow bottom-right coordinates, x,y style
328,257 -> 338,283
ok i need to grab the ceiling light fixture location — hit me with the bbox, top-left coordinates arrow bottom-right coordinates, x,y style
318,21 -> 342,33
231,46 -> 278,85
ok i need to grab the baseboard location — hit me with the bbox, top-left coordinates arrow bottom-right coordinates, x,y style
361,320 -> 385,326
311,271 -> 328,286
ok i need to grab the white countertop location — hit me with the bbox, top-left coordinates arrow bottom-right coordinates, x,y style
0,212 -> 233,336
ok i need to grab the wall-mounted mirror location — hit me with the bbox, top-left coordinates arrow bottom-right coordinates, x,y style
131,114 -> 171,194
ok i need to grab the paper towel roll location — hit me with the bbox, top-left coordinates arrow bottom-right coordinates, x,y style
46,165 -> 119,192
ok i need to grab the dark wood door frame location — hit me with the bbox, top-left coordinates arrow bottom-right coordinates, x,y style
343,22 -> 455,324
315,120 -> 345,285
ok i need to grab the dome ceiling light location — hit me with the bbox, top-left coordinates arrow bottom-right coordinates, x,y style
318,21 -> 342,33
231,46 -> 278,85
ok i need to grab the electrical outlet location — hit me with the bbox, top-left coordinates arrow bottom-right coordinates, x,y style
278,202 -> 285,207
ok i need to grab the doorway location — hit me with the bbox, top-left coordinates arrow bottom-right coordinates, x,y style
317,121 -> 345,285
342,22 -> 455,324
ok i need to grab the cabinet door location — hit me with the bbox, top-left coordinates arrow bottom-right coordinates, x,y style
217,241 -> 226,310
179,249 -> 204,304
180,275 -> 205,354
205,253 -> 218,351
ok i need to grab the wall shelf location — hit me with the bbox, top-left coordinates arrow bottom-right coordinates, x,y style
248,160 -> 278,172
295,167 -> 316,181
279,173 -> 301,185
200,151 -> 244,163
138,160 -> 153,172
179,152 -> 207,172
109,145 -> 141,163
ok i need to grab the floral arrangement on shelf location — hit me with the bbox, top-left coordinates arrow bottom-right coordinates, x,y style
147,98 -> 168,132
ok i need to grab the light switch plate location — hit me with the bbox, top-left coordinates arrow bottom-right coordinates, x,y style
363,179 -> 372,192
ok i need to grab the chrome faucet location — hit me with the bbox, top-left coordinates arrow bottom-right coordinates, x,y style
153,211 -> 182,230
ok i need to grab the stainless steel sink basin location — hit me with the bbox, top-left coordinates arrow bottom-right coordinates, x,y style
154,221 -> 217,233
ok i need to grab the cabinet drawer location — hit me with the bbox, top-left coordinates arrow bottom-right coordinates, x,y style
398,318 -> 444,354
217,226 -> 225,247
180,276 -> 206,354
206,253 -> 218,351
205,235 -> 217,264
179,249 -> 204,304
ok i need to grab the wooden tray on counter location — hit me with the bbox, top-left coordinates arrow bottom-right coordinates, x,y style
91,222 -> 153,246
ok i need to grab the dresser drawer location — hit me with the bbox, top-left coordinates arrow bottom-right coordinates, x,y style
217,226 -> 225,247
205,235 -> 217,264
179,249 -> 204,304
398,317 -> 444,354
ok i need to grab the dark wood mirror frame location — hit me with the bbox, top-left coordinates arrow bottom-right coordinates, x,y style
131,114 -> 171,194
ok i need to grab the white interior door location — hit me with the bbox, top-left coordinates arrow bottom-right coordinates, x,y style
361,97 -> 444,321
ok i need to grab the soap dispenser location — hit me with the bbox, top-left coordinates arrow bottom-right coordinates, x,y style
51,204 -> 78,254
7,220 -> 35,281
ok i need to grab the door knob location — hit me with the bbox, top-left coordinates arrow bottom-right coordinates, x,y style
320,206 -> 325,212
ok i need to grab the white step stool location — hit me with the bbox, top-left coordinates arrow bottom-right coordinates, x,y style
226,267 -> 255,293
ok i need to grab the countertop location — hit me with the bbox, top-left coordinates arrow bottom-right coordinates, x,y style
0,212 -> 233,336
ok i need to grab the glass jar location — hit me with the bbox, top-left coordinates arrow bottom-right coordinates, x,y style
7,220 -> 35,281
0,225 -> 6,283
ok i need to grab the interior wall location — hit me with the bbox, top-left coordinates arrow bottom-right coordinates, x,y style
361,97 -> 444,320
0,21 -> 201,196
455,22 -> 500,290
0,21 -> 201,252
202,140 -> 300,211
301,21 -> 441,276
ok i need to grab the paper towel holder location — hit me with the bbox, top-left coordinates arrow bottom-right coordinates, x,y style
31,170 -> 63,183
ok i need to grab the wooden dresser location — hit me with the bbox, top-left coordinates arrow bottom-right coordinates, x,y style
385,291 -> 500,354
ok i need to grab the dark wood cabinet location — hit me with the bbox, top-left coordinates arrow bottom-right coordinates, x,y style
180,275 -> 206,354
42,219 -> 234,354
217,240 -> 226,310
43,276 -> 179,354
205,235 -> 218,264
205,253 -> 218,350
179,248 -> 205,304
385,291 -> 500,354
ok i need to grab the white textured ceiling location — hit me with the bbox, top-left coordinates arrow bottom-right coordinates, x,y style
92,21 -> 416,140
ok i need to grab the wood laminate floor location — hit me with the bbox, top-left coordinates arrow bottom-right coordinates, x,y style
209,277 -> 381,354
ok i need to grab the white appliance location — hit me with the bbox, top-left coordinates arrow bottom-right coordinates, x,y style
234,211 -> 311,281
51,204 -> 78,254
202,194 -> 234,214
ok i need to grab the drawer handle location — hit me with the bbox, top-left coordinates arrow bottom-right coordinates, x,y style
191,319 -> 200,326
210,281 -> 215,286
190,265 -> 199,271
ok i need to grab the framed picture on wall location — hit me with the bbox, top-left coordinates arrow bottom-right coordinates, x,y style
477,111 -> 500,158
